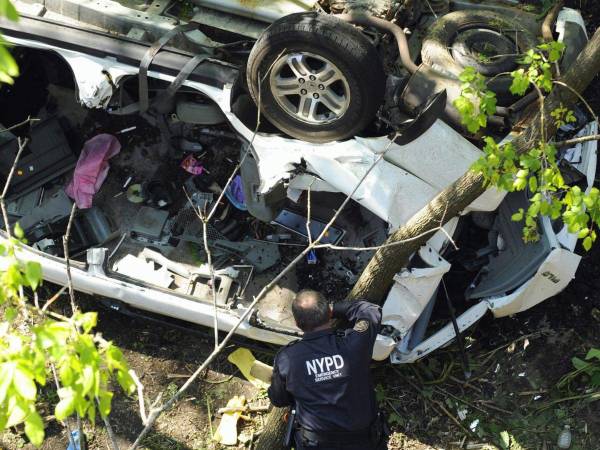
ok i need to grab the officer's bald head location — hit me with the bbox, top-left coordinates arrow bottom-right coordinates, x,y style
292,290 -> 330,332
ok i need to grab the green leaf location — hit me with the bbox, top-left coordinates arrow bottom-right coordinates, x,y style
13,367 -> 37,400
24,412 -> 44,447
0,363 -> 15,404
511,208 -> 524,222
97,391 -> 113,418
513,177 -> 527,191
572,357 -> 588,371
55,388 -> 76,420
13,222 -> 24,239
25,261 -> 42,291
583,236 -> 593,251
0,0 -> 19,21
6,395 -> 29,427
510,69 -> 530,95
499,430 -> 510,450
528,176 -> 538,193
0,44 -> 18,78
76,312 -> 97,334
585,348 -> 600,361
5,306 -> 17,321
116,369 -> 135,395
578,228 -> 590,239
59,363 -> 74,386
81,365 -> 95,395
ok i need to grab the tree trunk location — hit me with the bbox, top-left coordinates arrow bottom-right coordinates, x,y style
349,26 -> 600,304
255,406 -> 289,450
259,25 -> 600,450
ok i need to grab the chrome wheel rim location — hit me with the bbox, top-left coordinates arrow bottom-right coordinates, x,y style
269,52 -> 351,125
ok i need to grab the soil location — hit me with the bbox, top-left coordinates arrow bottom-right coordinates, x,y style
2,2 -> 600,450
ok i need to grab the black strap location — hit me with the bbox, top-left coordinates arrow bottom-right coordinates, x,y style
138,22 -> 199,113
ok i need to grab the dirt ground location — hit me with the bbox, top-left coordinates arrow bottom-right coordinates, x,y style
2,1 -> 600,450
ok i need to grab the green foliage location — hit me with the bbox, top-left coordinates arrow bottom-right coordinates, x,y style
0,233 -> 134,446
456,40 -> 599,248
453,67 -> 497,133
510,42 -> 565,95
551,103 -> 577,128
498,430 -> 526,450
558,348 -> 600,391
0,0 -> 19,84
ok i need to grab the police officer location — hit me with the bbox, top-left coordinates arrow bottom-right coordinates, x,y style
268,289 -> 387,449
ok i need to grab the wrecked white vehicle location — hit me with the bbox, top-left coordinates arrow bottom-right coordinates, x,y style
0,0 -> 596,363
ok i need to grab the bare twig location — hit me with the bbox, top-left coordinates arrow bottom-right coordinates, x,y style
313,227 -> 441,251
0,137 -> 28,238
305,180 -> 314,245
202,216 -> 220,350
553,80 -> 599,123
472,400 -> 513,415
100,410 -> 120,450
206,397 -> 214,439
62,203 -> 78,315
0,116 -> 40,134
555,133 -> 600,147
129,370 -> 147,424
42,285 -> 69,312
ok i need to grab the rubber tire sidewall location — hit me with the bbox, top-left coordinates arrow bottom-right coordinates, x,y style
421,11 -> 538,77
247,12 -> 385,143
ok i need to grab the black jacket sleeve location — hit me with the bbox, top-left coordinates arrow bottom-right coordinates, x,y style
332,300 -> 382,352
267,351 -> 293,407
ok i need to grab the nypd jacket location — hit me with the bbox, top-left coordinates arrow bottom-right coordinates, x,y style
268,300 -> 382,432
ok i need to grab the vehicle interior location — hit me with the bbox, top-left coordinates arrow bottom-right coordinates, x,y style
0,46 -> 392,336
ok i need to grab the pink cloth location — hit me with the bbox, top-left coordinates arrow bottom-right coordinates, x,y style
180,154 -> 205,175
65,134 -> 121,208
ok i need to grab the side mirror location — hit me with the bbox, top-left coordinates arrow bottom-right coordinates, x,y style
389,89 -> 447,146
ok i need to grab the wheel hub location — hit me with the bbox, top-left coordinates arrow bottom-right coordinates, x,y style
269,52 -> 351,125
451,28 -> 518,76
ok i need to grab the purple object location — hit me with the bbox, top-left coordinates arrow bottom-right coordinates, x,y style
65,134 -> 121,208
225,175 -> 247,210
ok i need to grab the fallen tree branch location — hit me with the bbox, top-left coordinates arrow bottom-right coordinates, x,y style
348,26 -> 600,304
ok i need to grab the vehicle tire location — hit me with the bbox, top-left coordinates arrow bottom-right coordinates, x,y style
247,12 -> 385,143
421,11 -> 537,77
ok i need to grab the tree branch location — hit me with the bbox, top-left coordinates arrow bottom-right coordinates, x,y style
555,133 -> 600,147
349,25 -> 600,303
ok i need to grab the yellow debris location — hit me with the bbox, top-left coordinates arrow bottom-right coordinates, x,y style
213,395 -> 246,445
227,348 -> 271,389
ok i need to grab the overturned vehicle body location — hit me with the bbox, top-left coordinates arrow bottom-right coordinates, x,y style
0,0 -> 596,362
